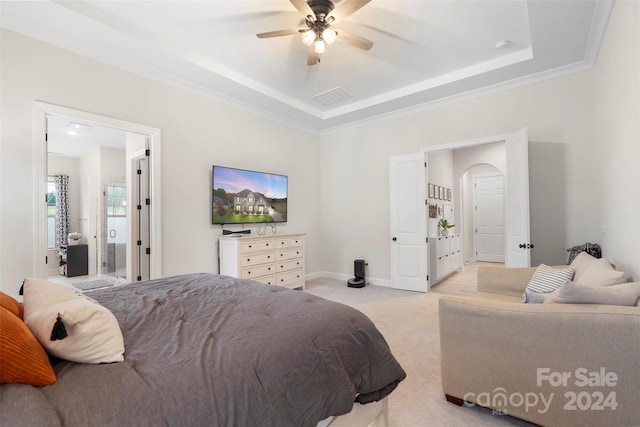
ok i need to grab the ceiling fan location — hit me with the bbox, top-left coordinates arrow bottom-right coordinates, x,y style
256,0 -> 374,65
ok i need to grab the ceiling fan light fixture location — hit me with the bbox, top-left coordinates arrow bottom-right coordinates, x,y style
322,28 -> 337,45
301,29 -> 316,46
314,39 -> 326,54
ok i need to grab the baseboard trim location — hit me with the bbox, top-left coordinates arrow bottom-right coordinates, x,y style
306,271 -> 391,288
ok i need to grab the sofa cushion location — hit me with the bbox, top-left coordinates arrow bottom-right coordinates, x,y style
573,257 -> 626,286
569,251 -> 599,281
522,264 -> 574,303
545,281 -> 640,306
570,251 -> 625,284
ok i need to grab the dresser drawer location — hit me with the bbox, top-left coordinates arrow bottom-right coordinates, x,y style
276,269 -> 303,288
240,253 -> 274,267
276,248 -> 303,261
240,241 -> 262,253
253,275 -> 276,286
288,237 -> 303,247
241,264 -> 274,279
277,259 -> 302,272
259,240 -> 276,250
275,239 -> 289,249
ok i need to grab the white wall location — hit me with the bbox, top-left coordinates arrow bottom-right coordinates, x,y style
0,29 -> 321,298
1,1 -> 638,295
318,0 -> 638,281
320,71 -> 597,281
593,0 -> 640,281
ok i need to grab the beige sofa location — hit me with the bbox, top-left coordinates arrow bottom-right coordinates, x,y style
439,264 -> 640,426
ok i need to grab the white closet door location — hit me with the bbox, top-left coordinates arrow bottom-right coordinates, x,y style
474,175 -> 505,263
389,152 -> 429,292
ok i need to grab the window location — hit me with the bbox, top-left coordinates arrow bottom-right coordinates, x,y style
106,185 -> 126,216
47,178 -> 56,249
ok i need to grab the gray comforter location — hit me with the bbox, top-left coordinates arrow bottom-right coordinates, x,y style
1,273 -> 406,426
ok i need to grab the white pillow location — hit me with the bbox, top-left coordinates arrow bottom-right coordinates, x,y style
574,258 -> 626,287
522,264 -> 574,303
545,281 -> 640,306
569,251 -> 599,282
23,278 -> 124,364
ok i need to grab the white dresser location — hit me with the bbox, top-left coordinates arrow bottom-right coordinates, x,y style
219,233 -> 305,290
429,233 -> 462,285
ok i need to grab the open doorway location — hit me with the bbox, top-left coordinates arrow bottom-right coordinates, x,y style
34,102 -> 162,283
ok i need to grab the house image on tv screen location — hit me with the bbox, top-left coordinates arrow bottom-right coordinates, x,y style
234,190 -> 270,214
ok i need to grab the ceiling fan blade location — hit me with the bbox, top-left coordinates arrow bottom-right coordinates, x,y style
290,0 -> 314,18
307,45 -> 319,66
329,0 -> 371,24
256,28 -> 301,39
336,30 -> 374,50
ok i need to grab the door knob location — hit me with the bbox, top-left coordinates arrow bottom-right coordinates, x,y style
392,237 -> 397,241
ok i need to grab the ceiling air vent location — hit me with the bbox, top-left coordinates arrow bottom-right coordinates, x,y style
312,87 -> 353,106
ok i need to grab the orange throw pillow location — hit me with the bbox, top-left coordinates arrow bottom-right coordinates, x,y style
0,306 -> 56,386
0,291 -> 24,320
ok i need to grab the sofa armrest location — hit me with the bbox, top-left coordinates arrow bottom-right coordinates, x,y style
439,296 -> 640,426
476,265 -> 536,297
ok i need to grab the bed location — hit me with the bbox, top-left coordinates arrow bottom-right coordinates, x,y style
1,273 -> 406,426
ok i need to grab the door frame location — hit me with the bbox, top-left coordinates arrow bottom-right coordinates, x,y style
421,127 -> 530,267
33,102 -> 162,280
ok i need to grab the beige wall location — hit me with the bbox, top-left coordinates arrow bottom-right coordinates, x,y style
319,71 -> 597,281
318,0 -> 638,282
1,0 -> 638,297
592,0 -> 640,280
0,29 -> 321,297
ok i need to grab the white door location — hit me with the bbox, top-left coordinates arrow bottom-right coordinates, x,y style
505,127 -> 531,267
389,152 -> 429,292
474,175 -> 505,263
131,153 -> 151,282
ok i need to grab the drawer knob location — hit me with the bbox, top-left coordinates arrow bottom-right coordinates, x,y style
247,258 -> 251,262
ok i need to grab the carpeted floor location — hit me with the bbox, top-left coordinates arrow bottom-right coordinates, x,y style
305,263 -> 534,427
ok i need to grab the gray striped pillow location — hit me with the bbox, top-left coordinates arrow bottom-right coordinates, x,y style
522,264 -> 575,303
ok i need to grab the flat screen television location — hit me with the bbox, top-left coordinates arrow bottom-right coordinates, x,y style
212,165 -> 288,224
